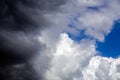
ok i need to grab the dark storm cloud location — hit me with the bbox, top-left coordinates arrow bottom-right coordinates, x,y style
0,0 -> 66,80
0,0 -> 66,65
0,0 -> 66,32
0,31 -> 41,65
0,64 -> 39,80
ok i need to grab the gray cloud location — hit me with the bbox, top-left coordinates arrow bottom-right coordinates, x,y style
0,31 -> 42,65
0,0 -> 66,32
0,64 -> 40,80
0,0 -> 66,80
0,0 -> 66,65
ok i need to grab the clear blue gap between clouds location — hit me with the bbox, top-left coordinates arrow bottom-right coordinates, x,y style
97,20 -> 120,58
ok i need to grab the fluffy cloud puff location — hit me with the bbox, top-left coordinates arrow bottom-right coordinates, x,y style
39,33 -> 120,80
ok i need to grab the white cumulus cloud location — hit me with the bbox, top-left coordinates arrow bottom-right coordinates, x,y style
41,33 -> 120,80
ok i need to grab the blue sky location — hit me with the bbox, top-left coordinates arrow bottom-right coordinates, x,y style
97,20 -> 120,58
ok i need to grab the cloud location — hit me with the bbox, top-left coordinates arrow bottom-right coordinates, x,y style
0,31 -> 42,65
44,33 -> 96,80
83,56 -> 120,80
34,0 -> 120,80
0,0 -> 66,80
0,0 -> 66,31
0,0 -> 66,65
40,0 -> 120,45
1,0 -> 120,80
42,33 -> 120,80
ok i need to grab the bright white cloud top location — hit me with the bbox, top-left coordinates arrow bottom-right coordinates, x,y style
33,0 -> 120,80
37,33 -> 120,80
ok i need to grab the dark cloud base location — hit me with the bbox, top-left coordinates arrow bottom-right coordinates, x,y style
0,0 -> 66,65
0,64 -> 39,80
0,0 -> 66,80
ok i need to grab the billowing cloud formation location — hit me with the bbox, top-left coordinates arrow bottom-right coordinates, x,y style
44,33 -> 96,80
83,56 -> 120,80
40,33 -> 120,80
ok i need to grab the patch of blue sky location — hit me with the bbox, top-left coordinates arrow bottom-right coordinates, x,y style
87,2 -> 108,11
96,20 -> 120,58
87,6 -> 100,11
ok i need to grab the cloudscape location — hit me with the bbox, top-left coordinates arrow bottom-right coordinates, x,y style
0,0 -> 120,80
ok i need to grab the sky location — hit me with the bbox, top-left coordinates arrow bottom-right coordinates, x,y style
97,21 -> 120,58
0,0 -> 120,80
